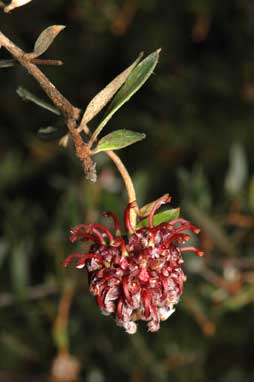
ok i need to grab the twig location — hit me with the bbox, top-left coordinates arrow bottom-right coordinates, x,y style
31,58 -> 63,66
0,58 -> 63,67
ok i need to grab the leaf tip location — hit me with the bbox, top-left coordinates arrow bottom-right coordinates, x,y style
138,51 -> 144,60
57,25 -> 66,31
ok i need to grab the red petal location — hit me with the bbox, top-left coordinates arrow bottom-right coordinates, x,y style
141,290 -> 151,318
122,277 -> 132,304
116,297 -> 124,319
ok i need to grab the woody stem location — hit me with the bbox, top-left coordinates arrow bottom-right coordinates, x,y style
0,30 -> 96,181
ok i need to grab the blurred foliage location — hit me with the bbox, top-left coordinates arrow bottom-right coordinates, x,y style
0,0 -> 254,381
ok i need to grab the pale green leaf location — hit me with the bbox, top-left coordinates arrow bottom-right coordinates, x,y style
93,129 -> 145,153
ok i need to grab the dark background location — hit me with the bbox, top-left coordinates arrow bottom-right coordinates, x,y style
0,1 -> 253,381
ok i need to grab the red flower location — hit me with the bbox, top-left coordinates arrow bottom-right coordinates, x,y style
63,195 -> 203,334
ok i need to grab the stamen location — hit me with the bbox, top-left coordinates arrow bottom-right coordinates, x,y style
89,223 -> 114,244
167,218 -> 189,227
62,253 -> 83,267
70,224 -> 88,234
70,224 -> 104,243
62,253 -> 102,268
69,232 -> 101,244
180,246 -> 204,256
168,220 -> 200,235
165,224 -> 200,247
76,254 -> 103,268
124,201 -> 136,234
164,233 -> 191,247
103,211 -> 122,236
114,237 -> 128,256
148,194 -> 171,228
88,227 -> 105,244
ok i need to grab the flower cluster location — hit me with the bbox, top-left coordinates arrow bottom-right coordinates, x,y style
63,195 -> 203,334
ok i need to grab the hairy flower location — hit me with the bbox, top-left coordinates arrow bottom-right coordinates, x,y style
63,195 -> 203,334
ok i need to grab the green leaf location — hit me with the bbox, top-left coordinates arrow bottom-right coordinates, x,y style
93,129 -> 146,153
81,52 -> 143,125
37,125 -> 67,141
136,208 -> 180,229
33,25 -> 66,57
17,87 -> 60,115
90,49 -> 161,143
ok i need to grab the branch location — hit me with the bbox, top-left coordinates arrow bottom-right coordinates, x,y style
0,30 -> 97,181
